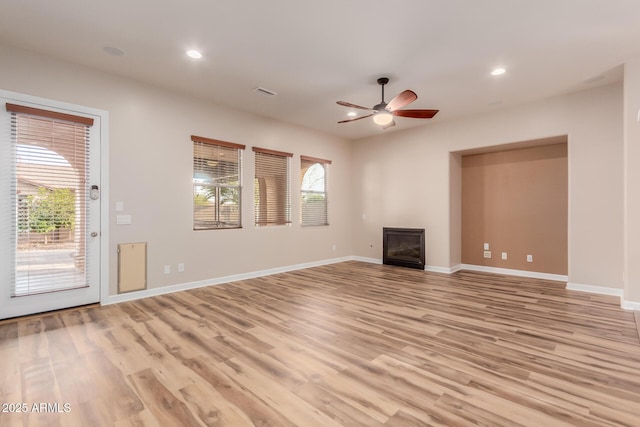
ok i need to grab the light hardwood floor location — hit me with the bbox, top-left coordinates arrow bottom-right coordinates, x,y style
1,261 -> 639,426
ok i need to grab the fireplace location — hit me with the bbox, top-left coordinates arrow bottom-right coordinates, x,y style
383,227 -> 425,270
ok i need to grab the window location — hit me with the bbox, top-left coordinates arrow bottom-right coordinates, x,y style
5,103 -> 94,296
300,155 -> 331,226
192,135 -> 244,230
253,147 -> 292,226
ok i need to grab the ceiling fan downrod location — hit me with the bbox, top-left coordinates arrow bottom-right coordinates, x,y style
376,77 -> 390,110
377,77 -> 389,103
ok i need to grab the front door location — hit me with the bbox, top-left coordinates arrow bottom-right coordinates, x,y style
0,92 -> 102,319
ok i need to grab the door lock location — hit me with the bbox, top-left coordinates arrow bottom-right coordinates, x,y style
90,185 -> 100,200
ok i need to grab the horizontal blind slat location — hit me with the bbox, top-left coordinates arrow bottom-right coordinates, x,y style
255,151 -> 290,226
11,111 -> 90,297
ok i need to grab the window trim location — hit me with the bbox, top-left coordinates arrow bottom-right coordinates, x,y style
6,103 -> 94,126
191,134 -> 245,150
300,155 -> 332,165
252,146 -> 293,158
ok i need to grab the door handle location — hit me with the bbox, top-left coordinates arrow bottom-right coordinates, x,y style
91,232 -> 98,237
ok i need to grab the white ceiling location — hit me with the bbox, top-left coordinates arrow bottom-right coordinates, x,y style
1,0 -> 640,140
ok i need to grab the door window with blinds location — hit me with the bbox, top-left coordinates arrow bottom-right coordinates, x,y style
253,147 -> 292,226
192,135 -> 244,230
5,103 -> 93,296
300,156 -> 331,226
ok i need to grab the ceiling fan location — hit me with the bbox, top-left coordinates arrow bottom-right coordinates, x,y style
337,77 -> 439,129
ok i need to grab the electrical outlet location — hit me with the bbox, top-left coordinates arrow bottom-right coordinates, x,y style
501,252 -> 507,260
178,263 -> 184,272
483,243 -> 490,250
483,251 -> 491,259
527,254 -> 533,263
163,265 -> 171,274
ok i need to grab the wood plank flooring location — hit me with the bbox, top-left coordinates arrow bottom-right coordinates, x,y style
1,261 -> 639,426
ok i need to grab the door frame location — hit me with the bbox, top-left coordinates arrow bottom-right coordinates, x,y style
0,89 -> 109,318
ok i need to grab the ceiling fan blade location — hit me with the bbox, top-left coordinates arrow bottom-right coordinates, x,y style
337,101 -> 373,111
382,120 -> 396,130
338,113 -> 374,124
392,109 -> 439,119
385,90 -> 417,112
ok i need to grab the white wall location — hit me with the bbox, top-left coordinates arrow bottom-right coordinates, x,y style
624,58 -> 640,305
352,83 -> 624,291
2,44 -> 635,304
0,45 -> 353,297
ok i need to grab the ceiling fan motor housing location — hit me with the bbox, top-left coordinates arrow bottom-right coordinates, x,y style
373,102 -> 387,112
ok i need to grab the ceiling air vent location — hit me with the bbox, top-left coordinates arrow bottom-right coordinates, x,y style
253,86 -> 278,97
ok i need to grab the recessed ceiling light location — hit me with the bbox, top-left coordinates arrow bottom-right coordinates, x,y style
347,111 -> 357,117
491,67 -> 506,76
186,50 -> 202,59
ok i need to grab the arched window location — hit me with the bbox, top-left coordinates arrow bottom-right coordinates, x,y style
300,156 -> 331,226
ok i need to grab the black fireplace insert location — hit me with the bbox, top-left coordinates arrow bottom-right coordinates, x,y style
383,227 -> 425,270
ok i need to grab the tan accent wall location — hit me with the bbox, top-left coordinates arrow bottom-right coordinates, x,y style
461,143 -> 568,275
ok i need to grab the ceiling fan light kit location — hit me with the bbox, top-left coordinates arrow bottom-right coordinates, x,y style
373,111 -> 393,126
337,77 -> 439,129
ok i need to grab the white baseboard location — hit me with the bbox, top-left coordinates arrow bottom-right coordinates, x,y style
105,255 -> 464,305
566,283 -> 640,311
565,282 -> 624,297
103,256 -> 640,312
425,265 -> 457,274
458,264 -> 568,282
622,300 -> 640,310
103,256 -> 353,305
449,264 -> 464,273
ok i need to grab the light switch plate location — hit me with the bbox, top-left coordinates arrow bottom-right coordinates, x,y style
116,214 -> 132,225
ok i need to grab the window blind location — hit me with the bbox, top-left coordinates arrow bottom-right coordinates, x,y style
7,104 -> 92,296
300,155 -> 331,226
192,135 -> 244,230
253,147 -> 292,226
